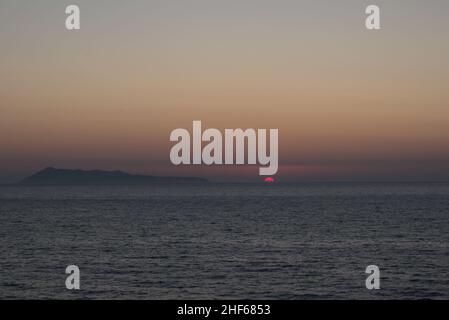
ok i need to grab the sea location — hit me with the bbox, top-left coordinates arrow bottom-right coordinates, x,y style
0,182 -> 448,299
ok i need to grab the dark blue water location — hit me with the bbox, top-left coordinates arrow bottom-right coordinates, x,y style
1,183 -> 448,299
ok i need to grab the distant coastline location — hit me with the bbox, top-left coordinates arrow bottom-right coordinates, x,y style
18,167 -> 208,185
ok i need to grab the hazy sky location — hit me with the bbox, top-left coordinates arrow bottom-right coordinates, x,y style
1,0 -> 449,182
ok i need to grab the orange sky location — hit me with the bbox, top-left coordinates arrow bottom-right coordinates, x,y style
1,1 -> 449,182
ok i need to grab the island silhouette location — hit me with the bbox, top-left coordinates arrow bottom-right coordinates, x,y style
19,167 -> 208,185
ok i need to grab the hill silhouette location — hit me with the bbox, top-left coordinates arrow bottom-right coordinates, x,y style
19,167 -> 208,185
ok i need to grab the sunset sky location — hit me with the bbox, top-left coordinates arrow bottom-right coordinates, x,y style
1,0 -> 449,182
